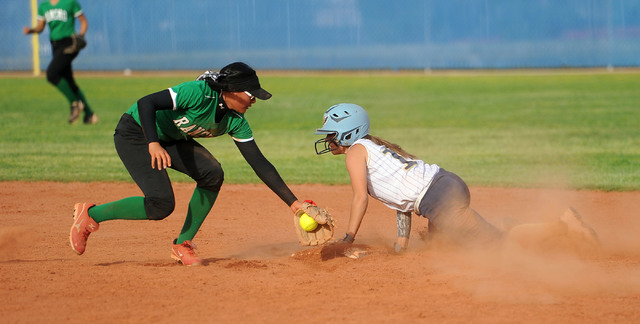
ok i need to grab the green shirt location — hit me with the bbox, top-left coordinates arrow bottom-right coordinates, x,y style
37,0 -> 82,41
126,81 -> 254,142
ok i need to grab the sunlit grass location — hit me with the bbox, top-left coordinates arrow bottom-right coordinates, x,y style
0,71 -> 638,190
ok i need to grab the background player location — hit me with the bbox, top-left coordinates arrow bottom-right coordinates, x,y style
70,62 -> 315,266
313,103 -> 599,253
23,0 -> 97,124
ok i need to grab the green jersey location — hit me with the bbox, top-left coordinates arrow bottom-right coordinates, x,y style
37,0 -> 83,41
126,81 -> 253,142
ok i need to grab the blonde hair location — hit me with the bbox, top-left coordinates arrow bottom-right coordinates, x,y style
363,135 -> 418,160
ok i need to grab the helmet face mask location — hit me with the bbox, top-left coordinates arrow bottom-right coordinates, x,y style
314,133 -> 338,155
314,103 -> 370,155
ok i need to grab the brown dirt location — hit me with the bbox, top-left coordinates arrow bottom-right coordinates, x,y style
1,182 -> 639,323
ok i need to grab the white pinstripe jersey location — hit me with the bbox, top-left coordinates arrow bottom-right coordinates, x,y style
351,138 -> 440,212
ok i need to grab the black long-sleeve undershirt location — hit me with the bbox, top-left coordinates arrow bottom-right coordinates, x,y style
235,140 -> 298,206
136,89 -> 173,143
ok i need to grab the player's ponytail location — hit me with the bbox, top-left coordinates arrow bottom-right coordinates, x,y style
364,135 -> 418,160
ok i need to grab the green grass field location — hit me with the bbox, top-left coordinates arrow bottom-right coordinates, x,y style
0,70 -> 638,190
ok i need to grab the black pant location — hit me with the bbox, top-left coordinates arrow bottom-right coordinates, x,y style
418,169 -> 503,246
48,37 -> 79,90
113,114 -> 224,220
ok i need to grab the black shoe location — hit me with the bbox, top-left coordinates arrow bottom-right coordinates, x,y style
83,113 -> 99,125
68,100 -> 85,124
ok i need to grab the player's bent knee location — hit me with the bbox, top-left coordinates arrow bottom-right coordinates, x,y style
47,73 -> 60,85
197,167 -> 224,192
144,197 -> 175,220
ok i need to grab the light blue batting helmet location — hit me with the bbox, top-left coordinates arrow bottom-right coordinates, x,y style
314,103 -> 370,154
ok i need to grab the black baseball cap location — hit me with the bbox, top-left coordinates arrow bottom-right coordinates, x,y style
219,62 -> 272,100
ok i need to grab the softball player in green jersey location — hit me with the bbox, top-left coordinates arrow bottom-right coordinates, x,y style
23,0 -> 97,124
70,62 -> 313,266
314,103 -> 599,254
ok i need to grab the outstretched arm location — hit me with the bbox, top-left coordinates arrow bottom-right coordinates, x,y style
343,144 -> 369,242
235,140 -> 300,213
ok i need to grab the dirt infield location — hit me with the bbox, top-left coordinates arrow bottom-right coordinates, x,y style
1,182 -> 639,323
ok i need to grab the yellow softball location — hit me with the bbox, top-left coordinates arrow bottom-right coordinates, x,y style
299,213 -> 318,231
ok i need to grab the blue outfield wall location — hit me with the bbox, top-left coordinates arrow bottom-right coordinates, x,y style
2,0 -> 640,71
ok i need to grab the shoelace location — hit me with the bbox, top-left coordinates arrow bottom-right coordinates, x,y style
180,242 -> 198,256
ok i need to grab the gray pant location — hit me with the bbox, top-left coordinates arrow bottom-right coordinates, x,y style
418,169 -> 503,246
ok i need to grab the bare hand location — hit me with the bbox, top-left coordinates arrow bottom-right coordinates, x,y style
148,142 -> 171,170
289,200 -> 302,214
23,27 -> 31,35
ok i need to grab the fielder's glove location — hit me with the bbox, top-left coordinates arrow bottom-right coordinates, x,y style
293,200 -> 335,246
63,34 -> 87,54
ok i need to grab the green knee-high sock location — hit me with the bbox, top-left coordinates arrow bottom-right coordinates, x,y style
88,197 -> 148,223
55,78 -> 79,104
176,187 -> 219,244
75,89 -> 94,115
